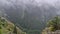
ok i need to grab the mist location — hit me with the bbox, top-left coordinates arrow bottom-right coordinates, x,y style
0,0 -> 60,34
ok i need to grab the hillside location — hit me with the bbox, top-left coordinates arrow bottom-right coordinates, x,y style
0,0 -> 60,34
42,16 -> 60,34
0,17 -> 26,34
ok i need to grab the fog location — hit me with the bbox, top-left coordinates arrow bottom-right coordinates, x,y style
0,0 -> 60,34
0,0 -> 60,14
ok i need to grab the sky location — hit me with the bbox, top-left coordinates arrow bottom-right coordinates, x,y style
0,0 -> 60,15
0,0 -> 60,11
0,0 -> 59,5
0,0 -> 59,10
35,0 -> 57,3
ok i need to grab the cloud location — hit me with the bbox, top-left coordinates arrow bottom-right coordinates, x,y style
0,0 -> 59,7
0,0 -> 59,11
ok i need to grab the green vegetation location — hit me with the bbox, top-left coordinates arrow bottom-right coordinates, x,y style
47,16 -> 60,31
42,16 -> 60,34
0,17 -> 26,34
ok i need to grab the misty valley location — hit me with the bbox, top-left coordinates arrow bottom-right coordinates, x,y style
0,0 -> 60,34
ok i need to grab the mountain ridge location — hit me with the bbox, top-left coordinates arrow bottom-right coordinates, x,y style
0,17 -> 26,34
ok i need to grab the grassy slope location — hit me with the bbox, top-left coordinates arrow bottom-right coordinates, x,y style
0,17 -> 26,34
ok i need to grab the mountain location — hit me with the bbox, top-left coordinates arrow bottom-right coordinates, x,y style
0,17 -> 26,34
3,3 -> 57,34
4,3 -> 57,29
0,0 -> 60,34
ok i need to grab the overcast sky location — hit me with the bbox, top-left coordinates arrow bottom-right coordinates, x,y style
0,0 -> 60,15
35,0 -> 57,3
0,0 -> 59,5
0,0 -> 60,11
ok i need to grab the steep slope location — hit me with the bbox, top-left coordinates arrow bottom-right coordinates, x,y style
0,0 -> 59,34
0,17 -> 26,34
0,3 -> 57,34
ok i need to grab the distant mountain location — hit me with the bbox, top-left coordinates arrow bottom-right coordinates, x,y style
3,4 -> 57,34
3,3 -> 57,29
0,0 -> 60,34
